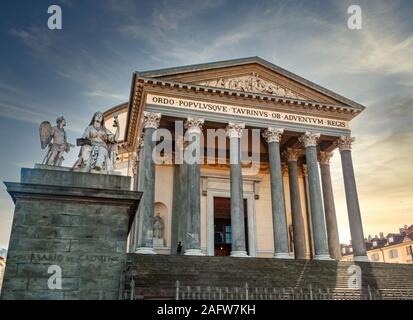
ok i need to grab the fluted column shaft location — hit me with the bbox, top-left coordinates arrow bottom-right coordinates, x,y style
319,152 -> 341,260
226,123 -> 248,257
336,136 -> 367,261
299,132 -> 331,260
284,148 -> 307,259
184,118 -> 204,256
263,128 -> 291,259
135,136 -> 145,192
130,136 -> 144,252
136,112 -> 161,254
302,165 -> 315,259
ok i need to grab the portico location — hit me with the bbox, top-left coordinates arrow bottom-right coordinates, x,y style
104,57 -> 368,261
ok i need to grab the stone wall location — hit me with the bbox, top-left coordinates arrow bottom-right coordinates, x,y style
1,166 -> 141,300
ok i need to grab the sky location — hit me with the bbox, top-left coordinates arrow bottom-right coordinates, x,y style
0,0 -> 412,249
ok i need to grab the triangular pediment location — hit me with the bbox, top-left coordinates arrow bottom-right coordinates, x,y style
139,57 -> 365,110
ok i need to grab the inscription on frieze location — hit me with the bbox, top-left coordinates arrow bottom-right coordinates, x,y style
147,94 -> 349,129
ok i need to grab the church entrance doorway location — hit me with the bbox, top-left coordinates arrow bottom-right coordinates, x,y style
213,197 -> 248,256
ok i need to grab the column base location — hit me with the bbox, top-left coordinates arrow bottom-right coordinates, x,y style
354,255 -> 369,262
313,254 -> 333,261
135,247 -> 156,254
273,252 -> 294,259
184,249 -> 205,256
230,250 -> 249,258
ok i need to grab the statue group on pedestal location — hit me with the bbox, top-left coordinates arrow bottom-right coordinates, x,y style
39,111 -> 120,174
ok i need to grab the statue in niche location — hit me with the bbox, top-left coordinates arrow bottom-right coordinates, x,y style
39,116 -> 74,166
153,212 -> 164,239
153,212 -> 166,248
73,111 -> 119,173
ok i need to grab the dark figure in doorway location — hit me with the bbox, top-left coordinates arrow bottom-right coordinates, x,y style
177,241 -> 183,255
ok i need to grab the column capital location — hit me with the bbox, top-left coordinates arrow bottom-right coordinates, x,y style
136,134 -> 144,152
184,117 -> 204,135
299,131 -> 320,148
335,136 -> 355,152
319,151 -> 334,165
142,112 -> 161,129
226,122 -> 245,139
262,127 -> 284,143
282,148 -> 303,162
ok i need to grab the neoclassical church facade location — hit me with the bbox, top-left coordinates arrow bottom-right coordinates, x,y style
103,57 -> 368,262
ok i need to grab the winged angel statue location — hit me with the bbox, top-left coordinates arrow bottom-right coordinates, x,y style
39,116 -> 74,166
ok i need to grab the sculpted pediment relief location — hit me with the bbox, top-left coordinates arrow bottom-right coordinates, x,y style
197,73 -> 305,99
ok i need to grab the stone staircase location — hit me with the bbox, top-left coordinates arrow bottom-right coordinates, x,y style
121,254 -> 413,300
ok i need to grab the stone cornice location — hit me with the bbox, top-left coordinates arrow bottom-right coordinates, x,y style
124,75 -> 361,151
138,57 -> 366,111
138,76 -> 362,114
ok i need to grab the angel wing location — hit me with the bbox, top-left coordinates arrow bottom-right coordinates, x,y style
39,121 -> 53,149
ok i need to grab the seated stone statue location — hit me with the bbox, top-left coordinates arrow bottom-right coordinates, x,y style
73,111 -> 119,173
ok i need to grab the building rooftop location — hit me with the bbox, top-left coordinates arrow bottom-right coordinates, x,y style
341,224 -> 413,256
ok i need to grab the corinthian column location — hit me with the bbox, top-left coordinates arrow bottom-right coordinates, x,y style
130,135 -> 144,252
335,136 -> 367,261
135,135 -> 145,191
136,112 -> 161,254
262,128 -> 291,259
226,123 -> 248,257
183,117 -> 204,255
299,132 -> 331,260
319,151 -> 341,261
283,148 -> 306,259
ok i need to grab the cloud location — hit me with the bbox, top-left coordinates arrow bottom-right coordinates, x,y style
84,90 -> 126,101
331,95 -> 413,243
0,82 -> 18,93
0,102 -> 56,125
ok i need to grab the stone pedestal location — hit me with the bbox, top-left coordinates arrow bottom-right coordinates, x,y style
1,165 -> 141,300
153,238 -> 166,248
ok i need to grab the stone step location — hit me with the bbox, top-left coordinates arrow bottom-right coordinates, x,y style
122,254 -> 413,300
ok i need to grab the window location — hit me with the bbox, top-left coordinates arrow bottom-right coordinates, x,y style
225,226 -> 232,244
370,253 -> 380,261
388,249 -> 398,259
372,241 -> 378,247
388,237 -> 394,243
407,246 -> 413,256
